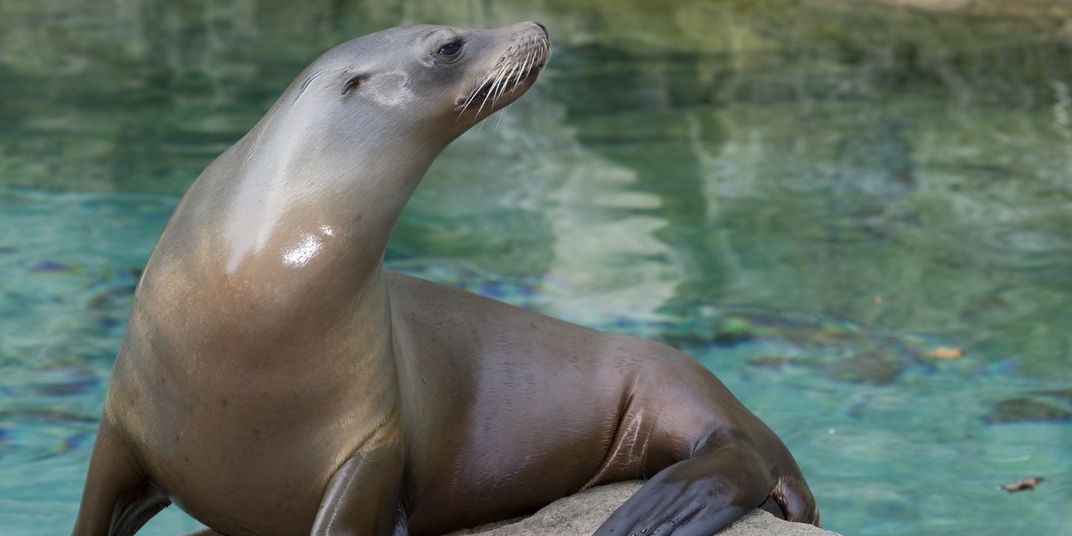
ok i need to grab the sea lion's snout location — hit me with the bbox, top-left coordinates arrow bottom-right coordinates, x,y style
454,21 -> 550,118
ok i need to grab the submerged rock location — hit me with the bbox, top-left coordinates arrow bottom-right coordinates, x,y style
1032,389 -> 1072,405
748,355 -> 807,369
450,481 -> 839,536
824,351 -> 906,385
985,395 -> 1072,424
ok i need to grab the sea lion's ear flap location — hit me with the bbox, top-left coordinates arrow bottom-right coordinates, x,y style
341,74 -> 368,95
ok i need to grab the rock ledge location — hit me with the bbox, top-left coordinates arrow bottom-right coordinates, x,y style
449,481 -> 839,536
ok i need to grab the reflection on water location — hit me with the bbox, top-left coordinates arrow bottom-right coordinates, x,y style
1,1 -> 1071,534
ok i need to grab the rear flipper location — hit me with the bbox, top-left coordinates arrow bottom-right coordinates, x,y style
72,418 -> 169,536
594,445 -> 817,535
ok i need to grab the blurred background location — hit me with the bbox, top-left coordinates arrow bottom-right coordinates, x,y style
1,0 -> 1070,534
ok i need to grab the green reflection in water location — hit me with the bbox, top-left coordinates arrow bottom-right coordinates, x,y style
1,0 -> 1071,534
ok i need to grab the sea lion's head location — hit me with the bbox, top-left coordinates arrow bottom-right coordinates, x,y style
209,23 -> 549,276
288,22 -> 549,146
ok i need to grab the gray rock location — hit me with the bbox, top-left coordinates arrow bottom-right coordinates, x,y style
449,481 -> 839,536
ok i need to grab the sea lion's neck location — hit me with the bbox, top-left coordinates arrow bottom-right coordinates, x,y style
153,110 -> 444,328
221,114 -> 439,275
198,109 -> 432,257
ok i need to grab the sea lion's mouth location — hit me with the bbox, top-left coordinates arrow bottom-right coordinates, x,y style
456,30 -> 550,116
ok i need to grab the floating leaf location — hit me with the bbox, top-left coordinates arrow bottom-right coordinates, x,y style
1000,476 -> 1044,493
928,347 -> 966,360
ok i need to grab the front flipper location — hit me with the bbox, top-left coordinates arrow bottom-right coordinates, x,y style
594,443 -> 816,535
311,435 -> 405,536
72,419 -> 169,536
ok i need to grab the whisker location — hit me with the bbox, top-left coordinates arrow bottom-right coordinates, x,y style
495,105 -> 507,130
474,64 -> 505,118
511,41 -> 531,88
464,70 -> 495,106
494,69 -> 512,105
485,63 -> 513,108
519,43 -> 536,86
499,55 -> 525,103
492,68 -> 514,106
514,55 -> 529,88
457,68 -> 497,119
525,36 -> 541,79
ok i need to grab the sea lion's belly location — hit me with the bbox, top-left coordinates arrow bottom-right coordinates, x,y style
403,395 -> 617,534
387,273 -> 640,533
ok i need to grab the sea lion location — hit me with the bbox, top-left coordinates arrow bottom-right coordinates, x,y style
72,22 -> 818,536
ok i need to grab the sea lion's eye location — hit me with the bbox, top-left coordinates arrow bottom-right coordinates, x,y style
341,75 -> 366,95
437,41 -> 464,58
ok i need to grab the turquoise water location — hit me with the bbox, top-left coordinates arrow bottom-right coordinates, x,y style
2,1 -> 1071,534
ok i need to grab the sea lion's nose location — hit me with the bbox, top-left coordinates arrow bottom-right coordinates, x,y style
532,21 -> 549,38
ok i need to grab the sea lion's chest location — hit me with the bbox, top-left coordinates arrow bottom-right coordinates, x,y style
105,280 -> 397,534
